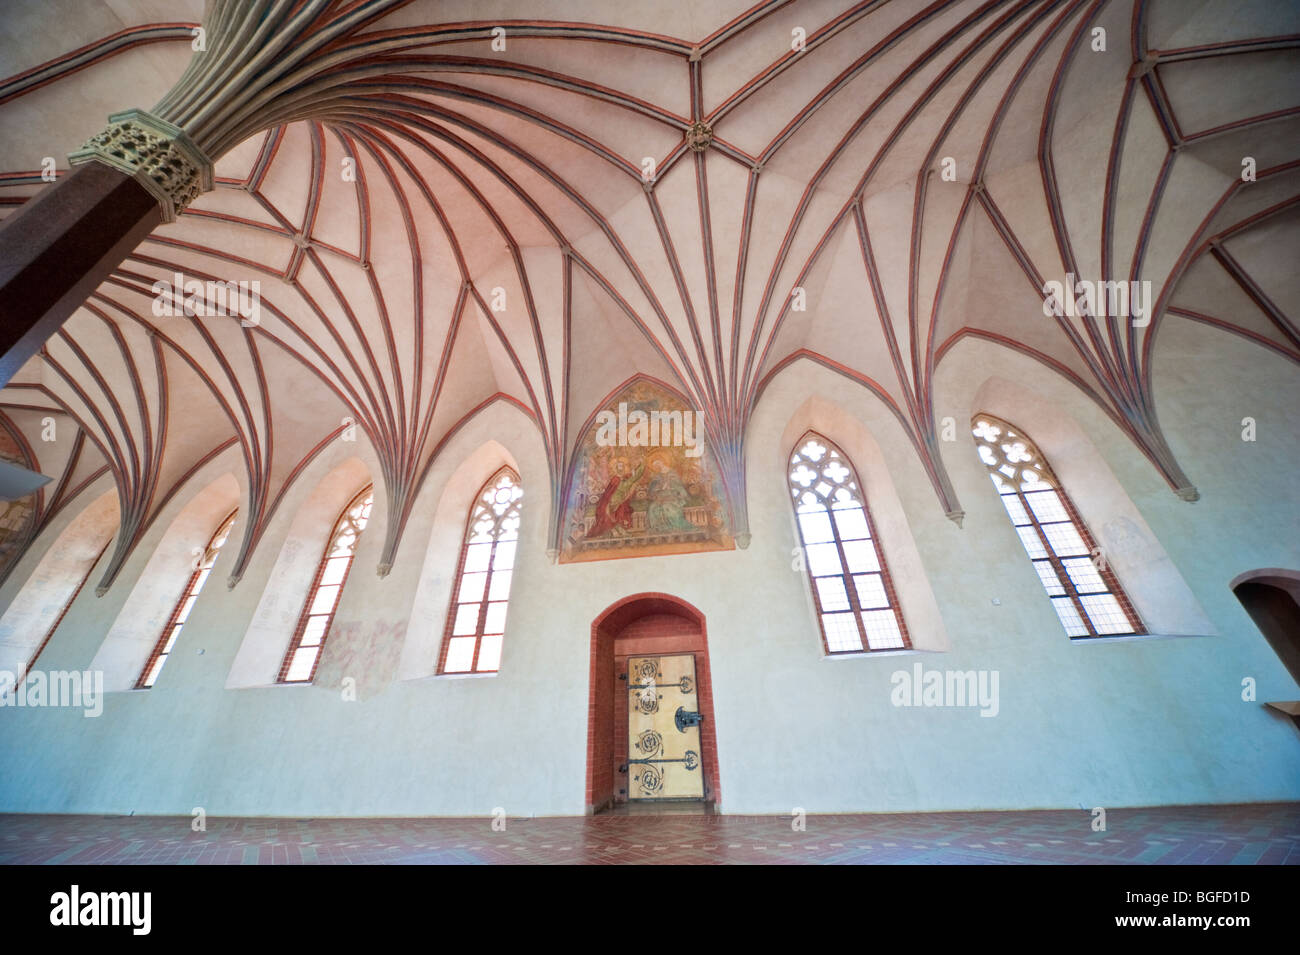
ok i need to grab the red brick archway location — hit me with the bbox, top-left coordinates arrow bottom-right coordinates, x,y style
586,593 -> 721,813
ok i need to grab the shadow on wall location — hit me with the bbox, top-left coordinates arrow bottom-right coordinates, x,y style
1232,569 -> 1300,694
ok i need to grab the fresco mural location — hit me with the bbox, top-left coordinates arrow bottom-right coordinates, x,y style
0,422 -> 38,583
561,379 -> 733,562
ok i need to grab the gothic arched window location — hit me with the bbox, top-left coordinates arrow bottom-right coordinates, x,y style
438,468 -> 523,674
137,509 -> 237,688
971,414 -> 1143,637
789,434 -> 909,653
279,486 -> 374,683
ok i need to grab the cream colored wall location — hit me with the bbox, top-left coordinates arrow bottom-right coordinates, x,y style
0,483 -> 117,674
968,376 -> 1215,637
90,468 -> 242,692
228,453 -> 374,689
0,320 -> 1297,816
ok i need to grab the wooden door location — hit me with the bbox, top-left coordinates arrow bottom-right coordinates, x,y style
627,653 -> 704,799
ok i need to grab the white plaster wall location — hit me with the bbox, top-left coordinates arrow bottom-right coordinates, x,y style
969,376 -> 1216,638
399,438 -> 519,681
779,393 -> 951,652
0,320 -> 1297,816
228,453 -> 373,689
90,469 -> 242,692
0,482 -> 117,673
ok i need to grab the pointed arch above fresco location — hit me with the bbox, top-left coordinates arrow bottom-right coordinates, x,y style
560,377 -> 733,563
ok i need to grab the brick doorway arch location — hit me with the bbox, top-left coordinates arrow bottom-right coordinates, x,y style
586,593 -> 721,814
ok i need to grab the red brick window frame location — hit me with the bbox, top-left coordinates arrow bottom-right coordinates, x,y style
437,467 -> 523,674
971,414 -> 1144,637
789,432 -> 911,654
278,485 -> 374,684
137,509 -> 237,689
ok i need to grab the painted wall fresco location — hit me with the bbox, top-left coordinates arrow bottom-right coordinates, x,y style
0,426 -> 37,584
561,379 -> 732,562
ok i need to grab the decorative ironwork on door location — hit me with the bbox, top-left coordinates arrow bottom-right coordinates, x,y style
626,654 -> 704,799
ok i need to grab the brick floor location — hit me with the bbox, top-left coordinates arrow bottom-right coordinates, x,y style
1,803 -> 1297,864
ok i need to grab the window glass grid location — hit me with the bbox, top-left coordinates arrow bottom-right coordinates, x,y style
137,510 -> 237,688
789,433 -> 910,655
438,469 -> 523,674
972,415 -> 1144,638
278,487 -> 373,684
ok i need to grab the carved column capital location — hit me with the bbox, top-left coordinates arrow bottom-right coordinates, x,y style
68,109 -> 213,223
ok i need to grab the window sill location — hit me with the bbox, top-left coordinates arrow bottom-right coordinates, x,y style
432,670 -> 500,681
822,647 -> 931,660
1069,632 -> 1217,644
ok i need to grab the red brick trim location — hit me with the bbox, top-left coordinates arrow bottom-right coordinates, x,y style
586,593 -> 721,812
136,509 -> 237,689
278,486 -> 373,683
435,467 -> 521,675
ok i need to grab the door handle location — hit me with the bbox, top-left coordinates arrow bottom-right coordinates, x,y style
674,706 -> 704,732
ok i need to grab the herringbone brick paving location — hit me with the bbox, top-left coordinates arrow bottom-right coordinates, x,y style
1,803 -> 1296,864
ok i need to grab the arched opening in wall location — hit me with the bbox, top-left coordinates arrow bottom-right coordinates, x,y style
229,455 -> 372,689
970,414 -> 1144,638
91,470 -> 241,692
0,487 -> 117,677
437,468 -> 522,675
967,375 -> 1215,638
775,393 -> 951,652
1231,570 -> 1300,705
788,431 -> 910,653
278,485 -> 374,684
587,594 -> 720,815
401,438 -> 523,682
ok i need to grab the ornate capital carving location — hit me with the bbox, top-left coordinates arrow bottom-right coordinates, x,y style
68,109 -> 213,223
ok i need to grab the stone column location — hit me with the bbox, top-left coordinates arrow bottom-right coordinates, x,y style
0,109 -> 211,386
0,0 -> 362,386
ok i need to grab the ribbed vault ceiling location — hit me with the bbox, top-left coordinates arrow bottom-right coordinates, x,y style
0,0 -> 1296,588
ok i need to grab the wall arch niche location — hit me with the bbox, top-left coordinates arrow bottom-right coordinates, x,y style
91,470 -> 242,691
779,395 -> 950,653
394,395 -> 548,684
1230,569 -> 1300,694
969,375 -> 1214,638
587,593 -> 721,814
401,439 -> 522,681
0,486 -> 118,676
228,455 -> 373,689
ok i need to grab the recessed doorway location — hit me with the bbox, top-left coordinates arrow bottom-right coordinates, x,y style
586,593 -> 721,814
